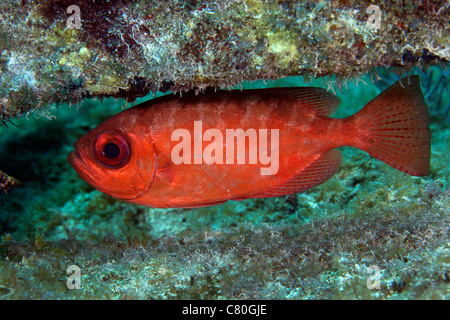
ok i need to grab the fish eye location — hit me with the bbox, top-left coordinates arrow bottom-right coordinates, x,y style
93,131 -> 130,168
103,143 -> 121,159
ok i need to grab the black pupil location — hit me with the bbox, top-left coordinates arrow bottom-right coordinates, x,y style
103,143 -> 121,159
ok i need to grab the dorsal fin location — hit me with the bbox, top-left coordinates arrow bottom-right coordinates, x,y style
236,149 -> 342,199
240,87 -> 341,116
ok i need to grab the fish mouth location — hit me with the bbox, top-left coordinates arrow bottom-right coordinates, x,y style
67,149 -> 97,185
68,150 -> 85,171
68,149 -> 151,201
68,148 -> 112,191
68,150 -> 86,174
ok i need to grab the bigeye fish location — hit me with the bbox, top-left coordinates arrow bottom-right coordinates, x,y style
68,76 -> 430,208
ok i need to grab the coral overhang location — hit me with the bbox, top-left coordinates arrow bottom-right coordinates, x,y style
0,0 -> 448,124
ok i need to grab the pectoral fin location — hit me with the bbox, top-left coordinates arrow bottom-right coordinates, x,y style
156,162 -> 174,185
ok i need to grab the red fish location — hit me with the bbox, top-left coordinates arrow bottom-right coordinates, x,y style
68,76 -> 430,208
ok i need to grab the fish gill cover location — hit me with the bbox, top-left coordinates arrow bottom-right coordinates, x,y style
0,0 -> 449,300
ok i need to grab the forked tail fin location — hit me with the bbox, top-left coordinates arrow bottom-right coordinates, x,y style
354,75 -> 431,176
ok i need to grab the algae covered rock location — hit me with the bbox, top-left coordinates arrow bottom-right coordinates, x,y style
0,0 -> 448,123
0,169 -> 21,193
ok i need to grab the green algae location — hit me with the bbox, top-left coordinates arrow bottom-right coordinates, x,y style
0,72 -> 449,299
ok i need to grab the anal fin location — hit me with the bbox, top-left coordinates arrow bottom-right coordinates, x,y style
178,200 -> 228,208
237,149 -> 342,199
